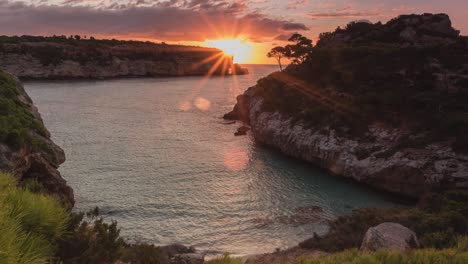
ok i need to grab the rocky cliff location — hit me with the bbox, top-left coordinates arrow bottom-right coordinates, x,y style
226,13 -> 468,198
0,36 -> 247,79
0,69 -> 74,206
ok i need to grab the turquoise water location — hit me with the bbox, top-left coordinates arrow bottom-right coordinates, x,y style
25,65 -> 394,255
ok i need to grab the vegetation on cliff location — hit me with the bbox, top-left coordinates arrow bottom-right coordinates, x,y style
260,13 -> 468,153
0,35 -> 220,67
0,69 -> 47,148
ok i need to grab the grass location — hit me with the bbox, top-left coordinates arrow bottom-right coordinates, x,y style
296,237 -> 468,264
0,69 -> 47,149
0,171 -> 69,264
206,254 -> 243,264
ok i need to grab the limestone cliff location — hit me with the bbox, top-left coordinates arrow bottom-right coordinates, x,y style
0,37 -> 248,79
0,70 -> 74,206
226,14 -> 468,198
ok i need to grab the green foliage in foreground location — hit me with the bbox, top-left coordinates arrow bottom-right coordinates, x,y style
300,191 -> 468,252
0,69 -> 47,148
0,172 -> 69,264
205,254 -> 243,264
297,237 -> 468,264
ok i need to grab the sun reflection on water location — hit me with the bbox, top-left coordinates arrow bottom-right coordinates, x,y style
224,147 -> 250,171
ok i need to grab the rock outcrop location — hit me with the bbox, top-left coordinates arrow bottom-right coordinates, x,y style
226,13 -> 468,198
0,71 -> 74,206
361,223 -> 419,252
0,38 -> 248,79
318,13 -> 460,47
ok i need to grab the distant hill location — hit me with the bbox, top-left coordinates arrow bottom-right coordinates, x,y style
0,35 -> 247,79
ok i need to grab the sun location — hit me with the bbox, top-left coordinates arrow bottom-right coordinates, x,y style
204,39 -> 252,64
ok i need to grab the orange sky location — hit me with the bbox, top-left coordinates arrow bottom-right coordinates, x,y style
1,0 -> 467,64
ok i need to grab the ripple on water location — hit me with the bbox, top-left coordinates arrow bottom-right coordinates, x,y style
24,65 -> 396,255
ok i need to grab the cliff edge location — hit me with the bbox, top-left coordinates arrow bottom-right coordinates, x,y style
0,69 -> 74,206
0,36 -> 248,79
226,13 -> 468,198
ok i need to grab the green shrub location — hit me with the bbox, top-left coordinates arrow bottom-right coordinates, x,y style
0,172 -> 69,264
0,69 -> 47,149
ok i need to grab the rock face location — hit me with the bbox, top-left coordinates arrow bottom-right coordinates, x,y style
227,82 -> 468,198
0,72 -> 74,206
318,13 -> 460,47
226,14 -> 468,198
361,223 -> 419,252
0,40 -> 248,79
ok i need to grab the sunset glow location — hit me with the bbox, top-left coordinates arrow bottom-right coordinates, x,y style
204,39 -> 253,64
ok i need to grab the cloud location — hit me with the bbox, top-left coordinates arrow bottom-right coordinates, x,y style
287,0 -> 309,10
0,0 -> 305,42
273,33 -> 294,41
306,3 -> 382,19
281,22 -> 309,31
307,11 -> 381,18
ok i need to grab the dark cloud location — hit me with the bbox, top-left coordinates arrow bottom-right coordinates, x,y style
273,33 -> 294,41
281,22 -> 309,31
0,0 -> 306,42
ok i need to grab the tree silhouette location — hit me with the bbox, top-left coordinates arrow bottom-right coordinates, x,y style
267,46 -> 289,71
285,33 -> 313,64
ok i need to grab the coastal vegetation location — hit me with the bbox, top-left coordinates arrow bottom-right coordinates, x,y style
299,191 -> 468,251
0,172 -> 173,264
0,69 -> 47,148
0,35 -> 219,66
262,14 -> 468,155
0,172 -> 68,264
296,239 -> 468,264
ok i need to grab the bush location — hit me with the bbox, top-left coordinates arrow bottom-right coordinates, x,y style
0,172 -> 69,264
0,70 -> 47,149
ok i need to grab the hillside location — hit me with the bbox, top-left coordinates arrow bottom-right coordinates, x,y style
225,13 -> 468,198
0,35 -> 247,79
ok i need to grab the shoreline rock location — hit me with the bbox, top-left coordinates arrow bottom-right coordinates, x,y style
361,223 -> 419,252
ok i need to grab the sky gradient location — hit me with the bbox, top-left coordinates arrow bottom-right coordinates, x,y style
1,0 -> 467,63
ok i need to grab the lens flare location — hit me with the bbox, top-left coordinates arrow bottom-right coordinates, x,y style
194,97 -> 211,111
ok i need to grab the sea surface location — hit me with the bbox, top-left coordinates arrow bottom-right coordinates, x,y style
25,65 -> 395,255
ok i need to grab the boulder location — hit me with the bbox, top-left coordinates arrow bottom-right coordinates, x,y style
171,253 -> 205,264
361,223 -> 419,252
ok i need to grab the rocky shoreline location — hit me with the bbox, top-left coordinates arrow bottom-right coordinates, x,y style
224,13 -> 468,199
